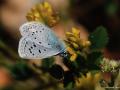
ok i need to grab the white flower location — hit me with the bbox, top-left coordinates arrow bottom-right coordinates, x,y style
101,58 -> 120,72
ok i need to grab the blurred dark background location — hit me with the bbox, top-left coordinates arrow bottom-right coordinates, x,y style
69,0 -> 120,53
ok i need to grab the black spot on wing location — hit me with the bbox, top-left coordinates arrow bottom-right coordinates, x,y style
28,48 -> 32,54
42,28 -> 44,30
33,44 -> 36,47
39,50 -> 41,53
30,51 -> 32,54
44,49 -> 46,51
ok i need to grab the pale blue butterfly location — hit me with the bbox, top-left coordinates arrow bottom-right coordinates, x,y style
18,21 -> 66,59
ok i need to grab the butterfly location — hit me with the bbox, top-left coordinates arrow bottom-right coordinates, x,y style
18,21 -> 66,59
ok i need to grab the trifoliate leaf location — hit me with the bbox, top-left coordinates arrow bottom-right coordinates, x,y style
89,26 -> 109,51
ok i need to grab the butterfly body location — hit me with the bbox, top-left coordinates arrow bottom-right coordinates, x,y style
18,21 -> 66,59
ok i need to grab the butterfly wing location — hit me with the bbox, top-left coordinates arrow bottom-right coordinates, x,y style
19,21 -> 65,50
19,21 -> 48,36
18,36 -> 64,59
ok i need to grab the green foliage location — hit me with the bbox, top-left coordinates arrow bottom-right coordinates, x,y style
60,26 -> 108,87
61,51 -> 103,87
89,26 -> 109,51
